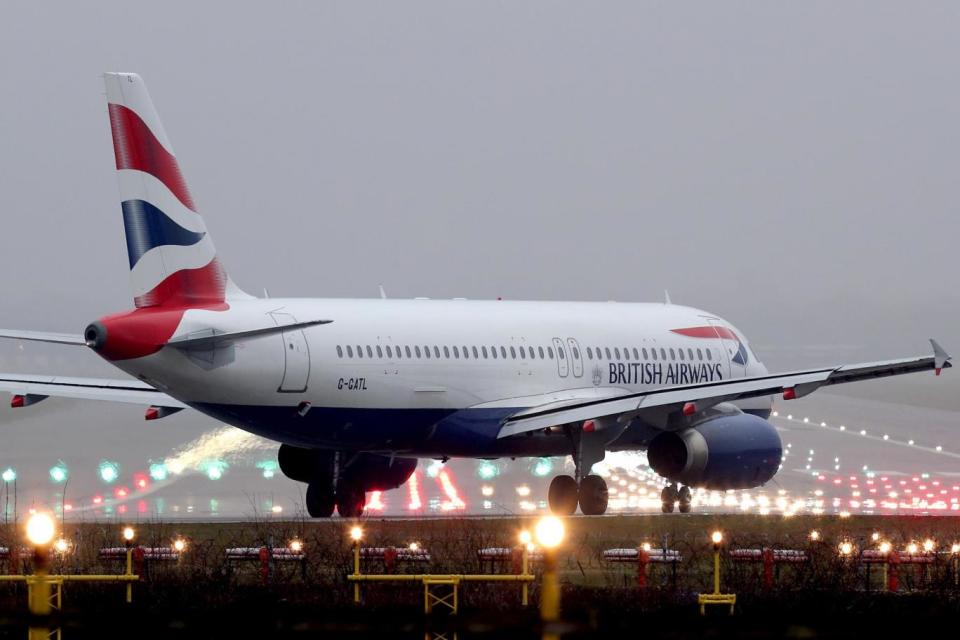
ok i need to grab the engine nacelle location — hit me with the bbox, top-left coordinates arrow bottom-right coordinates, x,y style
646,412 -> 782,489
278,445 -> 417,491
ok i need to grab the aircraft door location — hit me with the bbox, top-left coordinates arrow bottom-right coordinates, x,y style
706,317 -> 742,379
270,312 -> 311,392
552,337 -> 569,378
566,338 -> 584,378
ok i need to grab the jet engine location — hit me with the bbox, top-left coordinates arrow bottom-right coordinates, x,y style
646,409 -> 782,489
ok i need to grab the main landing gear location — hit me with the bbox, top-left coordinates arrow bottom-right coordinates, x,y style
660,484 -> 692,513
547,421 -> 610,516
306,480 -> 366,518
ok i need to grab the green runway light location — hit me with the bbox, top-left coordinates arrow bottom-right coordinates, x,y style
256,460 -> 279,479
532,458 -> 553,477
200,459 -> 228,481
99,460 -> 120,483
49,462 -> 68,484
149,462 -> 168,481
1,468 -> 15,483
477,461 -> 499,480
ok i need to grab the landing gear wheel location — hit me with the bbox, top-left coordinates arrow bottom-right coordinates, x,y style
336,485 -> 366,518
578,475 -> 609,515
305,482 -> 335,518
660,485 -> 678,514
548,475 -> 579,516
678,486 -> 692,514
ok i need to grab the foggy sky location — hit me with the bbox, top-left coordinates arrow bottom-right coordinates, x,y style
1,3 -> 958,396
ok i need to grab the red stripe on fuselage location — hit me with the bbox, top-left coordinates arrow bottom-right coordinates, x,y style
671,326 -> 739,341
97,302 -> 227,361
108,103 -> 196,212
134,257 -> 228,309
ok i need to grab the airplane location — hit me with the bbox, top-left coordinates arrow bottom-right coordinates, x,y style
0,73 -> 951,518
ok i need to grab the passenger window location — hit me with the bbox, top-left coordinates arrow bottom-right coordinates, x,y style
366,346 -> 373,358
558,347 -> 565,360
538,346 -> 545,358
586,347 -> 593,360
336,345 -> 343,358
573,347 -> 580,359
548,347 -> 554,359
346,345 -> 353,358
356,345 -> 363,358
651,348 -> 657,361
462,346 -> 468,359
688,349 -> 694,361
669,348 -> 675,360
443,346 -> 450,358
473,346 -> 480,359
660,348 -> 666,360
519,346 -> 526,359
416,346 -> 423,358
510,346 -> 516,359
453,346 -> 460,359
642,348 -> 648,359
405,346 -> 412,358
614,348 -> 621,360
678,349 -> 684,361
385,346 -> 392,358
376,345 -> 383,358
500,346 -> 507,359
434,346 -> 441,358
633,348 -> 639,360
491,346 -> 498,359
706,349 -> 712,361
604,347 -> 611,359
697,348 -> 702,360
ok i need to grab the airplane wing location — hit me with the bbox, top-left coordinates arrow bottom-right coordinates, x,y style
0,374 -> 186,408
497,339 -> 951,438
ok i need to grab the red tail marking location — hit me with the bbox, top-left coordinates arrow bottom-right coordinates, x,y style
108,103 -> 196,211
134,257 -> 227,309
10,395 -> 24,408
145,407 -> 159,421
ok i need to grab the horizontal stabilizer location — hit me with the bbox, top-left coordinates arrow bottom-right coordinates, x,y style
0,330 -> 85,346
166,319 -> 332,349
0,374 -> 185,408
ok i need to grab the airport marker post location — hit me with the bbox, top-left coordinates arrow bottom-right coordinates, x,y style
698,531 -> 736,615
350,526 -> 363,604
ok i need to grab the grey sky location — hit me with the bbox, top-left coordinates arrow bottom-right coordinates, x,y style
0,3 -> 957,513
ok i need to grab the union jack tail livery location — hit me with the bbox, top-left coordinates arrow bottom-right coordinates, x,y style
105,72 -> 242,308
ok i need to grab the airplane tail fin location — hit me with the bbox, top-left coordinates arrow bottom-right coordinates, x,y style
104,72 -> 247,308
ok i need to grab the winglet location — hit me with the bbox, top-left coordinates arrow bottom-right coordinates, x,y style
931,339 -> 951,376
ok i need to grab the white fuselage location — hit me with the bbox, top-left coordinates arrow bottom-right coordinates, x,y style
112,298 -> 772,457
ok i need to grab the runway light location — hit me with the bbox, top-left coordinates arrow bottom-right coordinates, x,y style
907,542 -> 919,554
49,462 -> 68,484
809,530 -> 820,542
173,538 -> 186,553
2,468 -> 16,483
535,516 -> 565,549
148,463 -> 168,481
532,458 -> 553,477
477,461 -> 499,480
923,539 -> 935,553
871,532 -> 880,542
641,542 -> 652,552
26,513 -> 56,546
350,526 -> 363,542
519,530 -> 532,546
951,543 -> 960,554
256,460 -> 278,479
409,542 -> 420,552
879,541 -> 892,554
289,539 -> 303,553
53,538 -> 70,554
99,460 -> 120,484
711,531 -> 723,545
122,526 -> 136,543
839,542 -> 853,556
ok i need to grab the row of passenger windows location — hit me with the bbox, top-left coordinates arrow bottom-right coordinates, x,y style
335,343 -> 714,363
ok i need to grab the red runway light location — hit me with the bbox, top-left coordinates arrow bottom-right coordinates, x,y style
407,471 -> 423,511
438,470 -> 466,510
